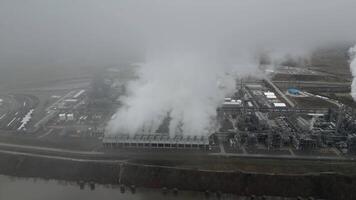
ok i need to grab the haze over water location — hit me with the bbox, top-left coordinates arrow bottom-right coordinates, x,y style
0,175 -> 237,200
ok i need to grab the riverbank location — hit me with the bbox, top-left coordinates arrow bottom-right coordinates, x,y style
0,174 -> 241,200
0,152 -> 355,199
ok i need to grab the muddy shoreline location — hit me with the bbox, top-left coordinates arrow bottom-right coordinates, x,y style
0,152 -> 355,200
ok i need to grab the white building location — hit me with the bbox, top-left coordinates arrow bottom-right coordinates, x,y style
59,113 -> 66,121
66,113 -> 74,121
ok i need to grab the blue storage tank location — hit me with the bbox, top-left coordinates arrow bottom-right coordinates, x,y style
288,88 -> 300,95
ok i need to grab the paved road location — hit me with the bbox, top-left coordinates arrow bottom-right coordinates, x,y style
273,80 -> 350,86
264,77 -> 295,107
0,142 -> 103,155
0,149 -> 118,163
210,152 -> 356,161
0,141 -> 355,163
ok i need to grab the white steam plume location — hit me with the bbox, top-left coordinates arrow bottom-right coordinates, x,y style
349,45 -> 356,101
2,1 -> 356,136
106,50 -> 256,136
104,0 -> 356,137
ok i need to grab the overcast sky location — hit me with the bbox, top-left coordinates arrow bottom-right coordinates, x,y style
96,0 -> 356,136
1,0 -> 356,71
2,0 -> 356,134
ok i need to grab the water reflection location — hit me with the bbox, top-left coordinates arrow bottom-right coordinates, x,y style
0,175 -> 237,200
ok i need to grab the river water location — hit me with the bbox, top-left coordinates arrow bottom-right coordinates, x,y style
0,175 -> 238,200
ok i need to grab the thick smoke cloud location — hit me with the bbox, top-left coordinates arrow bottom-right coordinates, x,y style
106,0 -> 356,136
107,50 -> 241,136
349,45 -> 356,101
1,1 -> 356,135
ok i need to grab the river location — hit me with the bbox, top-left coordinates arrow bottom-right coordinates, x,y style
0,175 -> 238,200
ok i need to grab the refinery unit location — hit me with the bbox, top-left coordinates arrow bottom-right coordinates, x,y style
101,74 -> 356,157
0,66 -> 356,159
218,77 -> 356,156
0,64 -> 356,199
103,134 -> 210,149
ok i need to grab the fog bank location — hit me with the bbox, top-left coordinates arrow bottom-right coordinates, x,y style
1,1 -> 356,135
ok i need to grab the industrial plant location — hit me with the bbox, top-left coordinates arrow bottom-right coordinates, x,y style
101,71 -> 356,159
1,64 -> 356,159
0,57 -> 355,200
3,0 -> 356,199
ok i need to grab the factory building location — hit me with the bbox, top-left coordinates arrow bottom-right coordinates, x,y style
223,98 -> 242,106
59,113 -> 66,121
67,113 -> 74,121
103,134 -> 210,149
293,135 -> 317,150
